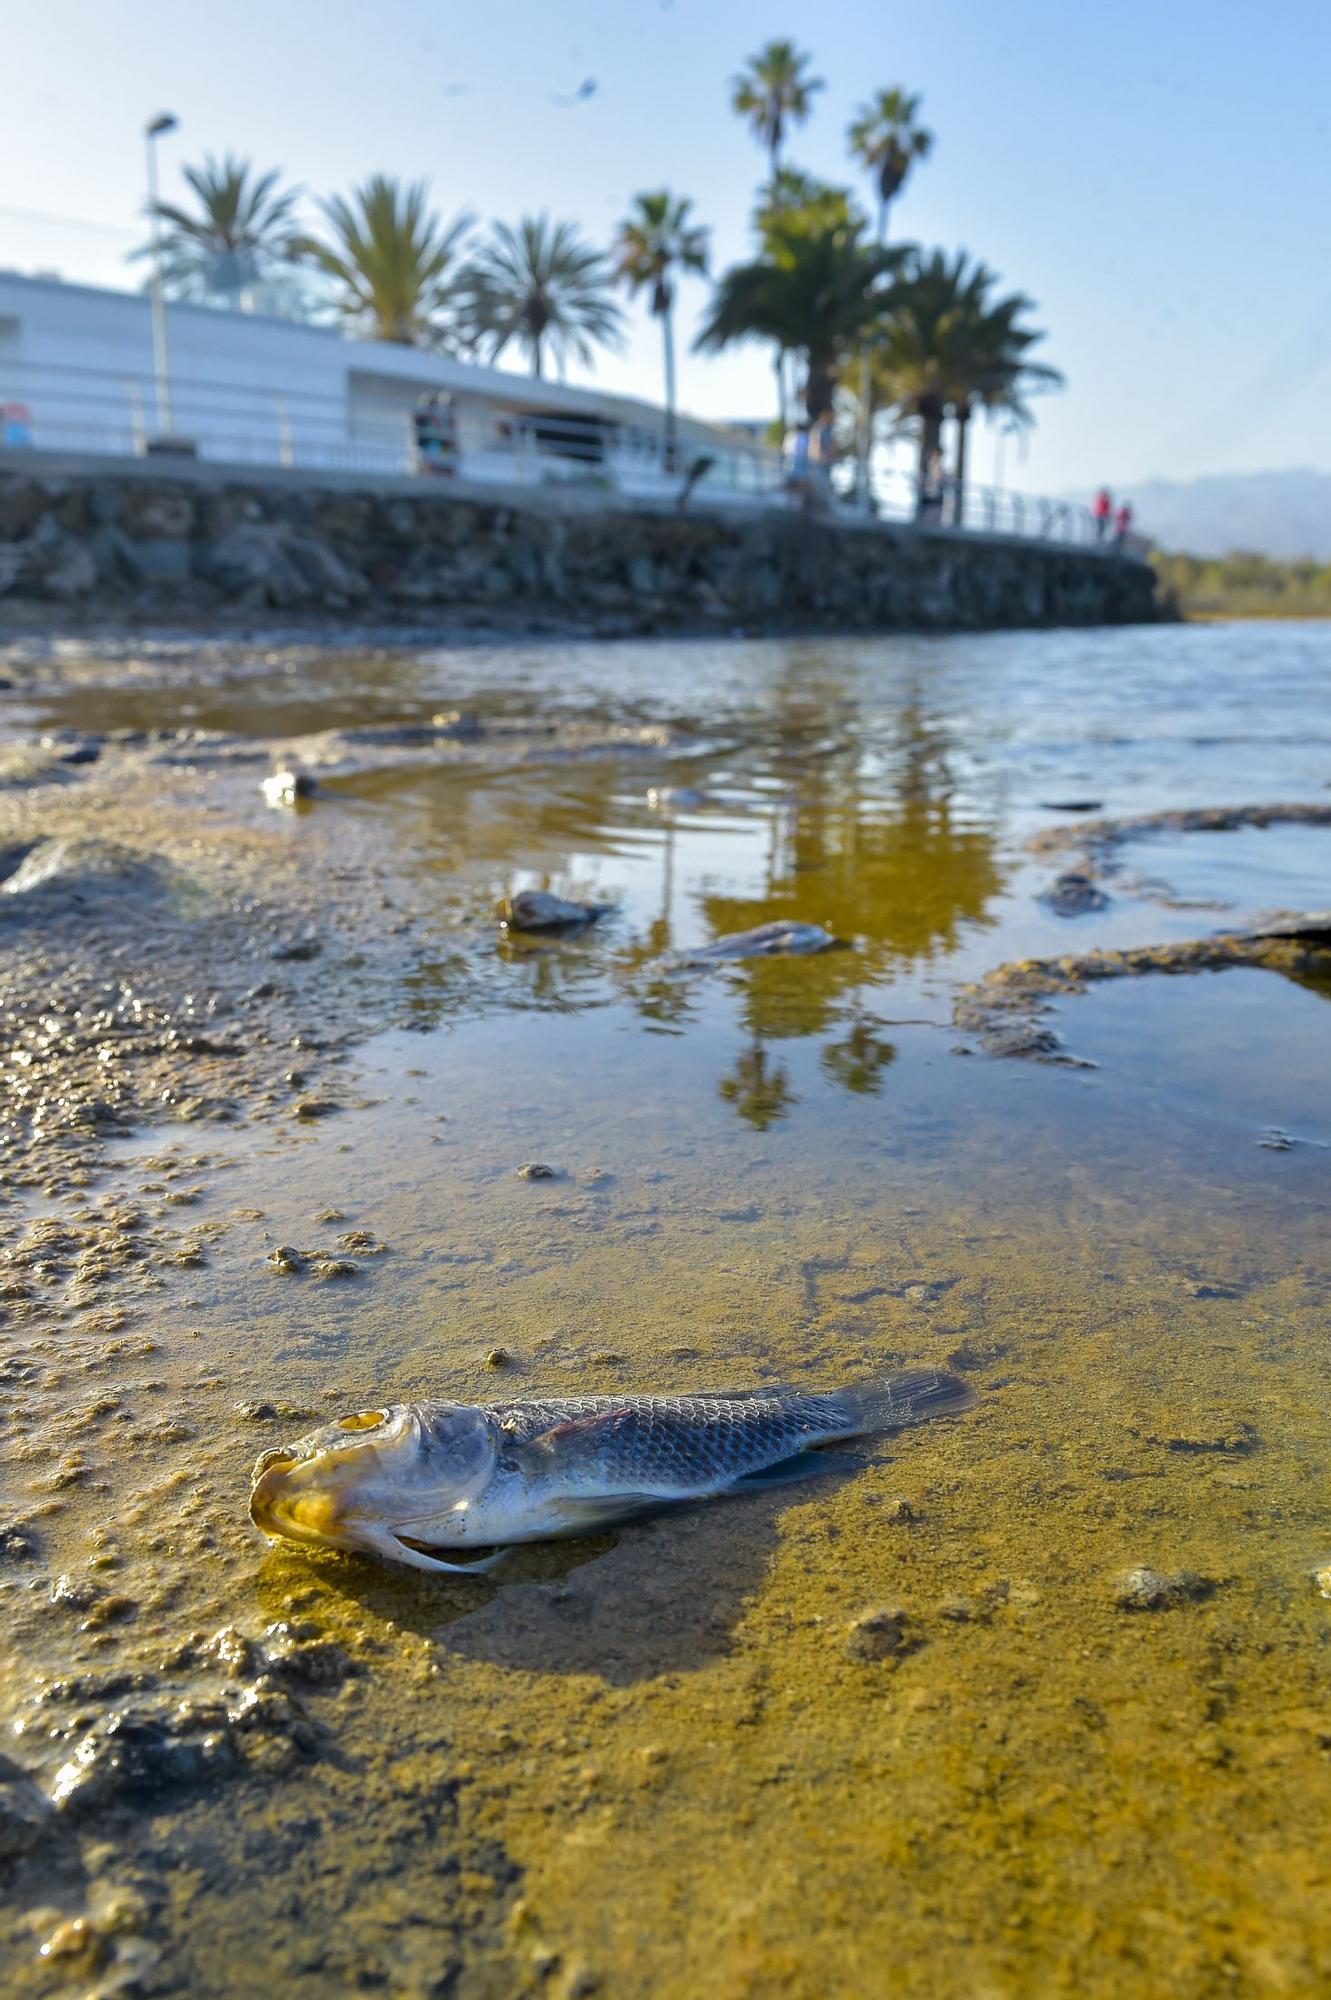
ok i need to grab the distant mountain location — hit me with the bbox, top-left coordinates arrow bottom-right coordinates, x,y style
1066,469 -> 1331,560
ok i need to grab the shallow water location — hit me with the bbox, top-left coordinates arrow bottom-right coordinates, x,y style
3,618 -> 1331,1997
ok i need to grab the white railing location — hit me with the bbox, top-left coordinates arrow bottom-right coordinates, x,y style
0,356 -> 1130,552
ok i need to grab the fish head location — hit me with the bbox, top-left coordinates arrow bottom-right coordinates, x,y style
249,1401 -> 497,1565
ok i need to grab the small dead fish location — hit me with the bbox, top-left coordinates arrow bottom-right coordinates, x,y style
499,889 -> 614,933
262,768 -> 318,809
249,1367 -> 973,1574
656,920 -> 845,970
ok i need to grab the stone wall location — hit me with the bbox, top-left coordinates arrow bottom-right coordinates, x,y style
0,460 -> 1161,633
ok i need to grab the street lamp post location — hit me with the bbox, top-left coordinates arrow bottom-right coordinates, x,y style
144,113 -> 178,440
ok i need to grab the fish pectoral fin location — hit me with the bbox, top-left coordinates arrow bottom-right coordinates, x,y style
530,1407 -> 635,1449
550,1491 -> 665,1529
732,1448 -> 859,1490
389,1534 -> 509,1577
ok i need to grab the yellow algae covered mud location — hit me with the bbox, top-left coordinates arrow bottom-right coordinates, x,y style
2,620 -> 1331,1999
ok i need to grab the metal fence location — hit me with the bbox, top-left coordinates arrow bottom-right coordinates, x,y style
0,355 -> 1126,552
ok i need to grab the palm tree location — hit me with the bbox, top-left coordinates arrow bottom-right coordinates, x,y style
461,217 -> 624,379
295,176 -> 472,346
697,206 -> 904,427
614,192 -> 710,470
131,153 -> 301,308
731,40 -> 824,178
948,292 -> 1063,517
846,88 -> 934,241
870,250 -> 1062,518
846,90 -> 933,502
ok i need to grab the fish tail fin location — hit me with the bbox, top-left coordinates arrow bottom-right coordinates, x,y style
836,1368 -> 976,1436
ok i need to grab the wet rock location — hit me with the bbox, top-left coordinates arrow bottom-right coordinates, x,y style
0,838 -> 180,925
0,1519 -> 40,1561
50,1703 -> 242,1815
1312,1564 -> 1331,1599
499,889 -> 614,933
845,1606 -> 920,1662
1042,871 -> 1110,916
1182,1279 -> 1240,1300
486,1347 -> 516,1368
267,1245 -> 305,1275
0,1753 -> 52,1859
292,1097 -> 339,1122
1112,1566 -> 1216,1611
1039,799 -> 1103,812
38,1913 -> 110,1972
312,1257 -> 358,1281
516,1162 -> 561,1181
272,936 -> 321,963
878,1496 -> 922,1525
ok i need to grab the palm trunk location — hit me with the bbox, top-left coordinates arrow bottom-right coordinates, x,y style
774,347 -> 787,430
661,301 -> 677,473
916,399 -> 944,519
856,197 -> 893,509
531,333 -> 543,380
953,409 -> 970,526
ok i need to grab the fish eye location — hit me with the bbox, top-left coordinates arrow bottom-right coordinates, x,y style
338,1409 -> 388,1432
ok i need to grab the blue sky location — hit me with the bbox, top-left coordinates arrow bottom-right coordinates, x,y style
4,0 -> 1329,495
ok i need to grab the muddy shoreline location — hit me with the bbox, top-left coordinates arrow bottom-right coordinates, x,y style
3,626 -> 1330,1999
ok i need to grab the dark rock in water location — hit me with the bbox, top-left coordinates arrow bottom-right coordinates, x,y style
1039,799 -> 1103,812
1041,871 -> 1110,916
516,1162 -> 560,1181
1112,1566 -> 1215,1611
500,889 -> 614,933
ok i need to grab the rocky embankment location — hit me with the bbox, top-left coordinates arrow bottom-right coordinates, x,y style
0,462 -> 1162,633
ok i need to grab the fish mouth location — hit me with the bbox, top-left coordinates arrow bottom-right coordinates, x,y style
249,1455 -> 351,1549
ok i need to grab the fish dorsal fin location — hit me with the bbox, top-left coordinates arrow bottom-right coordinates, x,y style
530,1407 -> 634,1450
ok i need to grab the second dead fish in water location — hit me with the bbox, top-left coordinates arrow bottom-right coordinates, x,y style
250,1367 -> 973,1574
654,920 -> 846,970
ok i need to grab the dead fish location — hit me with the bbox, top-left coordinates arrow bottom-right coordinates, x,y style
499,888 -> 615,933
249,1367 -> 973,1574
262,768 -> 318,809
656,920 -> 845,969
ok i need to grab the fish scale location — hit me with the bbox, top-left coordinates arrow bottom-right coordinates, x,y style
485,1390 -> 848,1491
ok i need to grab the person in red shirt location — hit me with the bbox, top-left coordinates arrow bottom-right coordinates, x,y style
1092,487 -> 1112,541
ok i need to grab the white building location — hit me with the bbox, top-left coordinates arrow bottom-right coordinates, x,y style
0,272 -> 781,503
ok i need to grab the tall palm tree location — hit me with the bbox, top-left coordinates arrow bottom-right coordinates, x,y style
461,217 -> 624,379
846,88 -> 934,241
697,206 -> 904,427
296,176 -> 472,346
614,192 -> 710,469
131,153 -> 301,308
846,90 -> 933,501
731,40 -> 824,177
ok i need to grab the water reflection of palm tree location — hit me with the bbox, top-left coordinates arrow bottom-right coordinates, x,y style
718,1039 -> 797,1129
820,1014 -> 897,1094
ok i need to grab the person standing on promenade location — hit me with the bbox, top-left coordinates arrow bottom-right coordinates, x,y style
1113,500 -> 1133,548
1092,487 -> 1112,541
